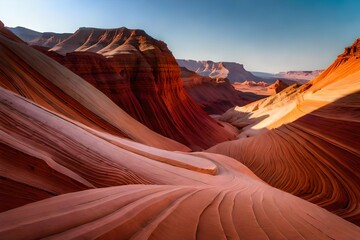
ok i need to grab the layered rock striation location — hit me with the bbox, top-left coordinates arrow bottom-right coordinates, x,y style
43,27 -> 235,150
180,67 -> 261,114
208,38 -> 360,225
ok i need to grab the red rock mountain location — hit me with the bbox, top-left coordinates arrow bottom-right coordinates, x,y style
32,27 -> 236,150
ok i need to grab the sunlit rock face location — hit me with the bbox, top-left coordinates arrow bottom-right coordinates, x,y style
42,27 -> 235,150
28,32 -> 71,48
267,79 -> 290,94
208,38 -> 360,225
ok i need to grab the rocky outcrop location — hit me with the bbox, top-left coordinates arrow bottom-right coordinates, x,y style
180,67 -> 259,114
267,79 -> 290,94
177,59 -> 261,83
208,38 -> 360,225
43,27 -> 236,150
28,32 -> 71,48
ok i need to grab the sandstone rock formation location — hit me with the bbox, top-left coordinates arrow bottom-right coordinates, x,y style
267,79 -> 290,94
177,59 -> 262,83
1,21 -> 360,239
208,38 -> 360,225
0,65 -> 358,239
28,32 -> 71,48
0,82 -> 359,239
180,67 -> 261,114
37,27 -> 235,150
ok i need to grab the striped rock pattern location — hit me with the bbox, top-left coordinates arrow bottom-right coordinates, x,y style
208,39 -> 360,225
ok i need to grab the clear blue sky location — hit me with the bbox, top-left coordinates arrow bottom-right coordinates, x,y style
1,0 -> 360,72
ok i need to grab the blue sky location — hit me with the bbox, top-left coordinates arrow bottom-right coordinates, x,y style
1,0 -> 360,72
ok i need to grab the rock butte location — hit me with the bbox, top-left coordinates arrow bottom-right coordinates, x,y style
267,79 -> 290,95
35,27 -> 236,150
1,22 -> 360,239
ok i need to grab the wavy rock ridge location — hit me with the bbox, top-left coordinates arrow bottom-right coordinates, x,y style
0,87 -> 359,239
209,38 -> 360,225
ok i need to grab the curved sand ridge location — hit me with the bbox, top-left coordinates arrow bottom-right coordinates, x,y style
0,87 -> 359,239
209,39 -> 360,224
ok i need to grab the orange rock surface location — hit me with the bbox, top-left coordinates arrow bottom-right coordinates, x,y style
267,79 -> 290,94
208,39 -> 360,225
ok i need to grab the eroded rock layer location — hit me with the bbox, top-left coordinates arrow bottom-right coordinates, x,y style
0,25 -> 189,152
208,39 -> 360,225
180,67 -> 261,114
44,27 -> 235,150
0,87 -> 359,239
1,21 -> 359,238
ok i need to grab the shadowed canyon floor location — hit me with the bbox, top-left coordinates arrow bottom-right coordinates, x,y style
1,21 -> 360,239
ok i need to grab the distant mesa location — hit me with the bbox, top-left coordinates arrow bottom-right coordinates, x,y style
179,67 -> 263,114
177,59 -> 263,83
252,69 -> 323,84
237,80 -> 268,87
7,26 -> 42,42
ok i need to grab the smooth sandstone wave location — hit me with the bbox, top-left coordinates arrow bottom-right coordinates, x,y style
208,39 -> 360,225
1,86 -> 359,238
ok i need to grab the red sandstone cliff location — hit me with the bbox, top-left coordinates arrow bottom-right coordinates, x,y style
44,27 -> 236,150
